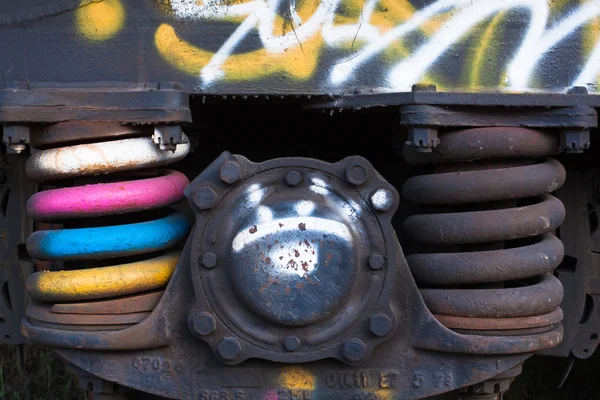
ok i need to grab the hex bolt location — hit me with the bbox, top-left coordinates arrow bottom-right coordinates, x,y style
284,336 -> 301,351
343,338 -> 367,363
201,252 -> 218,269
194,186 -> 217,210
191,312 -> 216,336
217,337 -> 242,361
369,313 -> 392,337
220,161 -> 242,184
345,163 -> 370,186
286,170 -> 303,186
370,189 -> 394,211
368,254 -> 385,270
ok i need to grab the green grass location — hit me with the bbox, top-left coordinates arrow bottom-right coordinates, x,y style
0,344 -> 83,400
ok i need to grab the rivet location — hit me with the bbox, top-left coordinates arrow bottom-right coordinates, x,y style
194,187 -> 217,210
284,336 -> 301,351
191,312 -> 216,336
220,161 -> 242,184
368,254 -> 385,270
342,338 -> 366,362
370,188 -> 394,211
286,170 -> 302,186
369,313 -> 392,337
201,252 -> 218,269
217,337 -> 242,361
345,163 -> 369,186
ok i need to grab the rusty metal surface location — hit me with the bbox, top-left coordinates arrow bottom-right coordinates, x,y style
0,89 -> 192,124
408,234 -> 563,285
420,274 -> 564,318
30,122 -> 151,149
434,309 -> 564,331
29,319 -> 134,332
0,154 -> 37,344
184,153 -> 399,365
21,152 -> 544,400
402,127 -> 566,337
402,127 -> 562,165
51,291 -> 163,315
541,169 -> 600,360
399,105 -> 598,129
28,303 -> 150,325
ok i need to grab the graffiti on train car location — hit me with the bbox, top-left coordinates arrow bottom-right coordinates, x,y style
145,0 -> 600,91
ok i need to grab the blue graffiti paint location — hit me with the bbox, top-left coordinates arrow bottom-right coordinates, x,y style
27,211 -> 191,261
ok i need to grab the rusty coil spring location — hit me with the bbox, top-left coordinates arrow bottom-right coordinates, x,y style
402,127 -> 566,335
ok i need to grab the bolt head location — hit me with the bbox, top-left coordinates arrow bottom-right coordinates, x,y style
220,161 -> 242,184
191,312 -> 216,336
345,163 -> 370,186
285,170 -> 303,186
201,252 -> 218,269
342,338 -> 366,362
217,337 -> 242,361
370,189 -> 394,211
369,313 -> 392,337
283,336 -> 301,351
368,254 -> 385,270
194,186 -> 217,210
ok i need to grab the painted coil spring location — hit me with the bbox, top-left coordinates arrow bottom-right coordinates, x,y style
24,126 -> 191,331
402,127 -> 566,335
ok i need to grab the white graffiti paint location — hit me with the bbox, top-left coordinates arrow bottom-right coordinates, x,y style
170,0 -> 600,91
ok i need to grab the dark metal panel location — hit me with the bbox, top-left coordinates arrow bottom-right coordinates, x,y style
1,1 -> 600,95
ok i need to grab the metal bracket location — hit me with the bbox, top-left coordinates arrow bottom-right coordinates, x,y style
2,125 -> 30,154
152,125 -> 184,152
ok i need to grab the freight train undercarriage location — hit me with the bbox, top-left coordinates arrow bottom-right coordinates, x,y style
4,1 -> 600,397
1,86 -> 599,399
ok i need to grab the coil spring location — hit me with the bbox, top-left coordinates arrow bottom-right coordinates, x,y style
402,127 -> 566,335
24,124 -> 191,331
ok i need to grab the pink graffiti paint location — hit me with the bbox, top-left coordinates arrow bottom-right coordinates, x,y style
263,390 -> 279,400
27,169 -> 189,221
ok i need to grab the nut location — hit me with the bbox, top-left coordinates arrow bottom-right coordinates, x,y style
217,337 -> 242,361
369,313 -> 392,337
194,187 -> 217,210
220,161 -> 242,184
342,338 -> 366,362
345,163 -> 369,186
286,170 -> 302,186
370,189 -> 394,211
201,252 -> 218,269
191,312 -> 216,336
368,254 -> 385,270
283,336 -> 301,351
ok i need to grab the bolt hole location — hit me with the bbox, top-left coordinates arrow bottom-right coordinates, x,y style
0,187 -> 9,218
580,294 -> 594,324
1,282 -> 11,311
584,349 -> 589,353
591,334 -> 598,341
494,384 -> 500,393
4,334 -> 9,339
0,317 -> 4,324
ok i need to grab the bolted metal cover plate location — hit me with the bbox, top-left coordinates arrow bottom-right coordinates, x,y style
185,152 -> 399,365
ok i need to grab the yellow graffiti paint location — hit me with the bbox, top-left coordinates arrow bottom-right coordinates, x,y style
279,366 -> 316,390
155,23 -> 323,80
27,252 -> 180,302
469,11 -> 506,87
371,0 -> 414,32
75,0 -> 125,41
